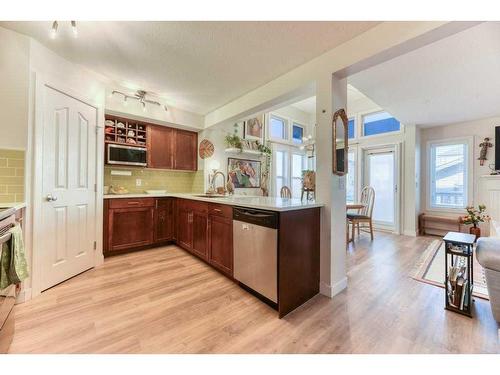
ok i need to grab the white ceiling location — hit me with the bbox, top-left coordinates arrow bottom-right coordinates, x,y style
1,21 -> 378,115
349,22 -> 500,127
289,84 -> 375,115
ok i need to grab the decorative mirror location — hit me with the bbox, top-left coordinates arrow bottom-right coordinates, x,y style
332,108 -> 348,176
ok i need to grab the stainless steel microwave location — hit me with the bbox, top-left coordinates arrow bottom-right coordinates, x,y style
107,144 -> 147,167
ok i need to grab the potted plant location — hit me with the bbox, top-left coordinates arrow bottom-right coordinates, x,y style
461,204 -> 490,240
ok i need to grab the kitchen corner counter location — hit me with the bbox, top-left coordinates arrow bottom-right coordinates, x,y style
103,193 -> 324,212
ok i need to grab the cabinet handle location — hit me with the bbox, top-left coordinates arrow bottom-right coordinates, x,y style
213,208 -> 222,213
127,201 -> 140,205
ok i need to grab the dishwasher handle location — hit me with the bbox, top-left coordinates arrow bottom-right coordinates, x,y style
233,207 -> 278,229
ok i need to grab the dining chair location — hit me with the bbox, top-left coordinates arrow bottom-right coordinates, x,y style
347,186 -> 375,241
280,186 -> 292,198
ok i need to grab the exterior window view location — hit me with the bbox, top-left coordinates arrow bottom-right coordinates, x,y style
0,2 -> 499,373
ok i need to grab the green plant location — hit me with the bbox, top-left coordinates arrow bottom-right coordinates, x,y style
462,204 -> 490,227
224,133 -> 243,151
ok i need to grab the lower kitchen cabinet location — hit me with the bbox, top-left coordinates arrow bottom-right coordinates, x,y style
106,206 -> 155,253
176,199 -> 208,259
208,214 -> 233,276
192,211 -> 208,260
154,198 -> 174,242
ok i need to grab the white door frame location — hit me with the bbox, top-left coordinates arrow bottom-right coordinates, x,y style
361,142 -> 402,234
31,73 -> 104,298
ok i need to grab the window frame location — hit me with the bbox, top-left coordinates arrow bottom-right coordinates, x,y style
291,122 -> 305,144
269,114 -> 289,142
348,117 -> 356,140
361,110 -> 403,139
426,137 -> 473,212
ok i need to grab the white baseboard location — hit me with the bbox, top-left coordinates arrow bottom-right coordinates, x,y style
16,287 -> 32,304
403,229 -> 418,237
319,277 -> 348,298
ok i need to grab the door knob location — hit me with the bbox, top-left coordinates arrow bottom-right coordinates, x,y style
46,194 -> 58,202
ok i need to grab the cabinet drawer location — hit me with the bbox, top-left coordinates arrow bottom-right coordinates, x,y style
109,198 -> 155,209
156,198 -> 174,209
208,203 -> 232,218
178,199 -> 208,214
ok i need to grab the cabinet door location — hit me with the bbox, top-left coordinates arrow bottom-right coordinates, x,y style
177,208 -> 193,250
173,129 -> 197,171
192,211 -> 208,260
208,215 -> 233,276
108,207 -> 154,252
148,125 -> 174,169
155,198 -> 174,242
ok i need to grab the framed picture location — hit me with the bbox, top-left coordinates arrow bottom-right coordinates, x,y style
244,115 -> 264,141
227,158 -> 261,188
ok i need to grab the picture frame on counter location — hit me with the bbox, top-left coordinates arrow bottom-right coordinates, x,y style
227,157 -> 261,188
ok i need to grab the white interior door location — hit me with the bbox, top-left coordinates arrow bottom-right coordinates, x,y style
40,85 -> 97,291
364,147 -> 398,231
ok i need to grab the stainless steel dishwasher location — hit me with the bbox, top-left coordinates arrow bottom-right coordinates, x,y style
233,207 -> 278,303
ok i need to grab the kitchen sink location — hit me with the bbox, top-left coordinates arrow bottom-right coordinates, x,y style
194,194 -> 228,199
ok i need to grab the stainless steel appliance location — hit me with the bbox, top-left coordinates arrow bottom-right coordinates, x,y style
107,144 -> 147,167
0,210 -> 17,353
233,207 -> 278,303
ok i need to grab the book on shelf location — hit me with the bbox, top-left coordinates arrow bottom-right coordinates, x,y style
447,264 -> 469,310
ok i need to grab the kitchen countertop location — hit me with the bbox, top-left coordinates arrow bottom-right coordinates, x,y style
0,202 -> 26,221
103,193 -> 323,212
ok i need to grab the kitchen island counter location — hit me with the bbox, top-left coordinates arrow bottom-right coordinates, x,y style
103,193 -> 323,212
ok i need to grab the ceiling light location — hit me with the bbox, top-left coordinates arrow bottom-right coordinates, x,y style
112,90 -> 168,112
50,21 -> 58,39
71,21 -> 77,38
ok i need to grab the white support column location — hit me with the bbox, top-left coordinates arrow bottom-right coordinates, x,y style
402,124 -> 420,236
315,73 -> 348,297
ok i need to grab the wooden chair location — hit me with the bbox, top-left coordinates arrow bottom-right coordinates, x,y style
347,186 -> 375,241
280,186 -> 292,198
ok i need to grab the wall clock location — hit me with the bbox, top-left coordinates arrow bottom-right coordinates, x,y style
199,139 -> 215,159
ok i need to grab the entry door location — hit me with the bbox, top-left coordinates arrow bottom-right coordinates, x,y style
364,147 -> 398,231
40,85 -> 97,291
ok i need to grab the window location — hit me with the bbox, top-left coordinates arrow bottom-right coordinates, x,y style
362,111 -> 400,136
429,141 -> 469,209
348,118 -> 355,139
292,123 -> 304,144
275,150 -> 287,196
291,153 -> 306,198
270,115 -> 287,140
346,150 -> 356,203
273,146 -> 307,198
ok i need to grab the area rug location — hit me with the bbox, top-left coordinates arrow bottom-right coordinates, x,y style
412,239 -> 489,300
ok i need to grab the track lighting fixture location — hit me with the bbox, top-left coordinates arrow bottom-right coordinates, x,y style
71,21 -> 78,38
112,90 -> 168,112
50,21 -> 58,39
49,21 -> 77,39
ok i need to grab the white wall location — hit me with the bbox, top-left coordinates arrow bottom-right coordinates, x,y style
420,117 -> 498,229
0,27 -> 30,150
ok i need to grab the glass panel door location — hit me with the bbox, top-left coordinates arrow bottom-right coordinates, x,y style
365,148 -> 396,229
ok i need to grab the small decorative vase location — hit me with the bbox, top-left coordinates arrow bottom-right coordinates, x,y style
469,226 -> 481,241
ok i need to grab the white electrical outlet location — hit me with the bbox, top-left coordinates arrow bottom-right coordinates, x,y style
136,178 -> 142,187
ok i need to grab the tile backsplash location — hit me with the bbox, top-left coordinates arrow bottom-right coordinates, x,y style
0,149 -> 25,203
104,166 -> 204,194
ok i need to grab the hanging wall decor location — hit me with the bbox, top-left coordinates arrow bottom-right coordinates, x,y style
199,139 -> 215,159
332,108 -> 349,175
478,137 -> 493,166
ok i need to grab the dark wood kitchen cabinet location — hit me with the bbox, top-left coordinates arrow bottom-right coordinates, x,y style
173,129 -> 198,171
104,198 -> 155,254
176,199 -> 208,259
208,204 -> 233,276
147,125 -> 174,169
154,198 -> 175,242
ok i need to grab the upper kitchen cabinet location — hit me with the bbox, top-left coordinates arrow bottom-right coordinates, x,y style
148,124 -> 174,169
104,114 -> 198,171
173,129 -> 198,171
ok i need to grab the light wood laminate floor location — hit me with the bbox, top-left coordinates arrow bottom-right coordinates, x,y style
9,232 -> 500,353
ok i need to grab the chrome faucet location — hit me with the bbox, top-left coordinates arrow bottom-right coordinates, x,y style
211,171 -> 226,195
